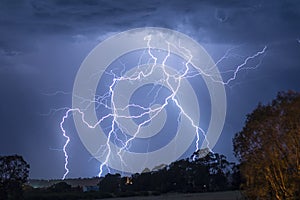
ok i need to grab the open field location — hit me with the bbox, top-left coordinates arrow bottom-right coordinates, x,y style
101,191 -> 244,200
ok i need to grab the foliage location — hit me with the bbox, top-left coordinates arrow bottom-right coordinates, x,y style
0,155 -> 30,200
233,91 -> 300,199
98,173 -> 121,193
97,150 -> 238,194
49,182 -> 72,193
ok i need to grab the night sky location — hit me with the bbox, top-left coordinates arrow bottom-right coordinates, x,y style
0,0 -> 300,179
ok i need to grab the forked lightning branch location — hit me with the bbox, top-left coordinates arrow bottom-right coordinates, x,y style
60,28 -> 267,179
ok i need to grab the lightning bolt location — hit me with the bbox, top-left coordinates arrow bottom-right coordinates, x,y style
222,46 -> 267,85
58,34 -> 267,179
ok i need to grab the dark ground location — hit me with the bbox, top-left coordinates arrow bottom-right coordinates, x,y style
101,191 -> 244,200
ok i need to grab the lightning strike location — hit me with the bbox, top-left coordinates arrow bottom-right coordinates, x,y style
222,46 -> 267,85
58,31 -> 267,179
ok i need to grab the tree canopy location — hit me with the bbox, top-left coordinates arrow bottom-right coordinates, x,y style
0,155 -> 30,200
98,150 -> 237,194
233,91 -> 300,199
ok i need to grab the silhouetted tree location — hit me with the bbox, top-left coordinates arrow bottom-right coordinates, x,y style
134,172 -> 152,191
0,155 -> 30,200
233,91 -> 300,199
98,173 -> 121,193
165,159 -> 189,191
150,168 -> 168,192
192,150 -> 232,191
49,182 -> 72,193
230,164 -> 242,190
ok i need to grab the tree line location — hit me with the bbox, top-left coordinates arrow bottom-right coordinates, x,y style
98,149 -> 239,194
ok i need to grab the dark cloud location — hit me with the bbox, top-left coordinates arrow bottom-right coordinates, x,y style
1,0 -> 299,48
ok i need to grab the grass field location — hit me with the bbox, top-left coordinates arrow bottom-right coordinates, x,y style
101,191 -> 244,200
